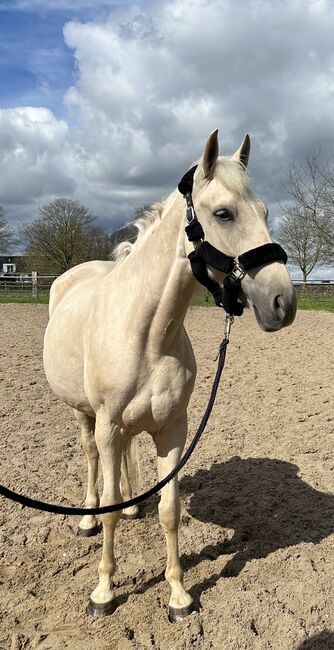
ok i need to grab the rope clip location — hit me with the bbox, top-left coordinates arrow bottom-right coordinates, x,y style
215,313 -> 234,361
224,313 -> 234,342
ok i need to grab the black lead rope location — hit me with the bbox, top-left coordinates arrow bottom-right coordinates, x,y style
0,336 -> 230,516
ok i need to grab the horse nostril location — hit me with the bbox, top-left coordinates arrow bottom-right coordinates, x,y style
274,295 -> 284,314
274,295 -> 280,309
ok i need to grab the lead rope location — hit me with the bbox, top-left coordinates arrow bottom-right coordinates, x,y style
0,316 -> 233,516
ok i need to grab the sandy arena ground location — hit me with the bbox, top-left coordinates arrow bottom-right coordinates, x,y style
0,304 -> 333,650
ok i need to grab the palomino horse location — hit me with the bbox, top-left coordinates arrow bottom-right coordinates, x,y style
43,130 -> 296,620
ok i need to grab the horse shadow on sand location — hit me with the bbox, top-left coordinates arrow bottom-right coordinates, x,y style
296,630 -> 334,649
112,456 -> 334,614
177,456 -> 334,601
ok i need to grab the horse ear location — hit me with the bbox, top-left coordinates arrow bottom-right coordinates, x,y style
231,134 -> 251,168
202,129 -> 219,179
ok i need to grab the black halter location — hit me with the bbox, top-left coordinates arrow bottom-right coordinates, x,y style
178,165 -> 287,316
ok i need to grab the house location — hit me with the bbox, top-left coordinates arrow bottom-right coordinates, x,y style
0,256 -> 18,274
0,256 -> 17,274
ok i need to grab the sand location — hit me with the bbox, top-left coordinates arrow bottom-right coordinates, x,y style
0,304 -> 333,650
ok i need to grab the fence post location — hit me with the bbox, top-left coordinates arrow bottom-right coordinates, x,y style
32,271 -> 38,298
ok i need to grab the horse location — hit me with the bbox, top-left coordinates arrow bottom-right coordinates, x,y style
43,129 -> 297,621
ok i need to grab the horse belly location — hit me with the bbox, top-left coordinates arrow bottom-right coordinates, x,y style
43,301 -> 93,415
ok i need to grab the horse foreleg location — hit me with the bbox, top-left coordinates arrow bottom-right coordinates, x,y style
73,409 -> 100,536
154,415 -> 193,622
87,409 -> 124,617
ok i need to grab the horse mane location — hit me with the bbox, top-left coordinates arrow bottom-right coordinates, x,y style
112,156 -> 251,264
112,191 -> 177,264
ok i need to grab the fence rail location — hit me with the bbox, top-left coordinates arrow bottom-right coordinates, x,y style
0,273 -> 58,296
0,273 -> 334,299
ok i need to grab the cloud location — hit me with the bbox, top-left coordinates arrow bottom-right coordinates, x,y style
0,107 -> 74,224
1,0 -> 334,237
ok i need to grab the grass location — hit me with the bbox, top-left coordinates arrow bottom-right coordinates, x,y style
195,292 -> 334,313
296,294 -> 334,312
1,291 -> 334,312
0,291 -> 49,304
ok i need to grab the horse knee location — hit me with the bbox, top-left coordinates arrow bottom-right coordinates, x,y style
158,501 -> 180,531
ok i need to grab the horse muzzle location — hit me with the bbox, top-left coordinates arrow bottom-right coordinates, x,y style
248,281 -> 297,332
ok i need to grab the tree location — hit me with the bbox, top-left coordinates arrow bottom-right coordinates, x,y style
283,150 -> 334,261
0,207 -> 15,255
277,208 -> 328,284
20,198 -> 100,273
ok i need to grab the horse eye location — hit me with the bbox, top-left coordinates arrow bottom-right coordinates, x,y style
214,208 -> 234,221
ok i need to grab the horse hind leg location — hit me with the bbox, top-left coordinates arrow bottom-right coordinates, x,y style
73,409 -> 101,537
120,436 -> 140,519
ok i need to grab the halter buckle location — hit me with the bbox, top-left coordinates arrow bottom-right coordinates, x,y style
230,261 -> 246,283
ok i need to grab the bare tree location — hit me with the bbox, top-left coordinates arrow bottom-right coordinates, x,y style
277,208 -> 328,284
20,198 -> 99,273
0,207 -> 15,254
86,228 -> 115,260
283,149 -> 334,259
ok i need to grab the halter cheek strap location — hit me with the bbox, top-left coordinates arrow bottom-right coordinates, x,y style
178,165 -> 288,316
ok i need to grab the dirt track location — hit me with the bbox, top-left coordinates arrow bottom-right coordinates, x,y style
0,304 -> 333,650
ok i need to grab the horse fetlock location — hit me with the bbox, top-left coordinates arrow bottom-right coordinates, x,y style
91,574 -> 115,605
168,583 -> 193,611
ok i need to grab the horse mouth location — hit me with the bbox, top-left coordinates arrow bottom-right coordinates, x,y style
252,297 -> 297,332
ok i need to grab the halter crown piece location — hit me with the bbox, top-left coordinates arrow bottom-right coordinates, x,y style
178,165 -> 288,317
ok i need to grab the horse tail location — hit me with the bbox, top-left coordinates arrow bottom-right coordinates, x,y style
120,436 -> 140,518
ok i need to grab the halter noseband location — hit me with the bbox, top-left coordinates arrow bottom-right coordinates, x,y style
178,165 -> 287,317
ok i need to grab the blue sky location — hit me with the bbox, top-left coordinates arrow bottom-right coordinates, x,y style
0,8 -> 73,115
0,0 -> 333,278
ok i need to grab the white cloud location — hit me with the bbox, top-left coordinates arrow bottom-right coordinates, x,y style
0,107 -> 74,224
1,0 -> 334,243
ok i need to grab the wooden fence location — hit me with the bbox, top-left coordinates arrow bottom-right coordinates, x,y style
0,273 -> 58,296
0,273 -> 333,299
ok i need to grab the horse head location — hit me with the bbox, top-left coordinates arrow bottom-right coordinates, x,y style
187,129 -> 297,331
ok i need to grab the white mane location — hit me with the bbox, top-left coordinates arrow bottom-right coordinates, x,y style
112,191 -> 177,264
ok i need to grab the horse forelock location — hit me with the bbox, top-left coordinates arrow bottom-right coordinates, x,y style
212,157 -> 251,197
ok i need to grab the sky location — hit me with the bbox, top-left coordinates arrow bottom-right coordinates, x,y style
0,0 -> 334,278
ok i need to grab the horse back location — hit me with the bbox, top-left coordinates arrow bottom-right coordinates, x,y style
49,260 -> 115,316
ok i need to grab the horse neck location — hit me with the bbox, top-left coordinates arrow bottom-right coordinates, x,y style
120,195 -> 196,348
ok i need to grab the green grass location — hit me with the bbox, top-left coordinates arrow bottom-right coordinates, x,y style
194,293 -> 334,313
0,291 -> 49,304
1,291 -> 334,312
296,294 -> 334,312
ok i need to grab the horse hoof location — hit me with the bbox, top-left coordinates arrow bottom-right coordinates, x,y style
168,604 -> 194,623
86,598 -> 117,618
77,523 -> 102,537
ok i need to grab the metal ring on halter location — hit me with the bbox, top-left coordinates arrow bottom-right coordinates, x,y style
230,261 -> 246,282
